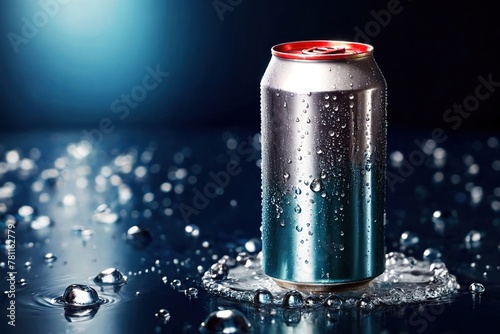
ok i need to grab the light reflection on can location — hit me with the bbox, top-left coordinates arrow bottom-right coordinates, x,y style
260,41 -> 387,291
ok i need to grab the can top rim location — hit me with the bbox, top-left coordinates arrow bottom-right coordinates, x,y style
271,40 -> 373,60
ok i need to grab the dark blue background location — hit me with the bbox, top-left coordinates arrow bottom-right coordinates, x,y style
0,0 -> 499,131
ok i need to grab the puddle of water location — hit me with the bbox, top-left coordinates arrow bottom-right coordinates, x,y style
202,251 -> 460,309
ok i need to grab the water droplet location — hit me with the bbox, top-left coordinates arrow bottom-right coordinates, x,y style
18,205 -> 34,218
295,225 -> 303,232
282,290 -> 303,308
30,215 -> 52,230
283,102 -> 287,108
328,130 -> 335,137
236,252 -> 249,264
218,255 -> 237,268
465,230 -> 482,247
253,289 -> 273,305
348,94 -> 354,100
185,224 -> 200,237
44,253 -> 57,263
279,221 -> 285,227
324,94 -> 330,100
432,210 -> 458,236
469,282 -> 485,293
94,268 -> 126,285
244,238 -> 262,253
170,279 -> 182,287
62,194 -> 77,207
126,226 -> 152,248
200,309 -> 251,334
93,204 -> 119,224
62,284 -> 100,307
324,295 -> 343,309
155,309 -> 171,320
283,172 -> 290,179
162,276 -> 168,284
310,178 -> 324,192
400,231 -> 419,247
294,205 -> 301,214
185,287 -> 198,297
422,248 -> 442,262
210,263 -> 229,280
295,187 -> 302,195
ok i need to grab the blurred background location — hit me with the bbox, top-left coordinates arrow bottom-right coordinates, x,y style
0,0 -> 499,132
1,2 -> 499,333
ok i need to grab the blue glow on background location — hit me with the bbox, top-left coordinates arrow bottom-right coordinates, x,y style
2,0 -> 178,125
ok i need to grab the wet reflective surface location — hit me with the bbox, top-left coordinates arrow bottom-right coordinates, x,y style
0,128 -> 499,333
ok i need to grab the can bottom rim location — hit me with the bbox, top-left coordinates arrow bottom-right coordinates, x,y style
272,276 -> 376,293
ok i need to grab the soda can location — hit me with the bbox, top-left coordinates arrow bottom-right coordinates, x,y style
260,40 -> 386,291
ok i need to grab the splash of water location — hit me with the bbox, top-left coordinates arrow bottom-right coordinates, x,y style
202,252 -> 460,309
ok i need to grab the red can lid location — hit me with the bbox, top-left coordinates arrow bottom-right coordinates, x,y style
271,40 -> 373,61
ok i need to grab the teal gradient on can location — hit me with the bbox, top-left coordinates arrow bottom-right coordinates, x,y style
260,41 -> 386,288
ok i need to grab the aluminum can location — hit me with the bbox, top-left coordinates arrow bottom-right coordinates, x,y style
260,40 -> 386,291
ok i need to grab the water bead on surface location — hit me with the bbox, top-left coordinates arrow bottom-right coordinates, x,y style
199,309 -> 252,334
62,284 -> 100,308
30,215 -> 52,230
218,255 -> 237,268
236,252 -> 250,264
324,295 -> 343,309
469,283 -> 485,293
209,262 -> 229,280
310,178 -> 324,193
185,287 -> 198,297
92,204 -> 119,224
155,309 -> 171,320
44,253 -> 57,263
282,290 -> 304,308
253,289 -> 273,306
126,226 -> 152,248
304,296 -> 322,308
94,268 -> 127,285
170,279 -> 182,287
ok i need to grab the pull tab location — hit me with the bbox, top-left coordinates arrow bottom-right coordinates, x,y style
302,46 -> 346,55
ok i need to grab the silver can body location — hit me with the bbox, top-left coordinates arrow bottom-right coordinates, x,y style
260,41 -> 386,291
